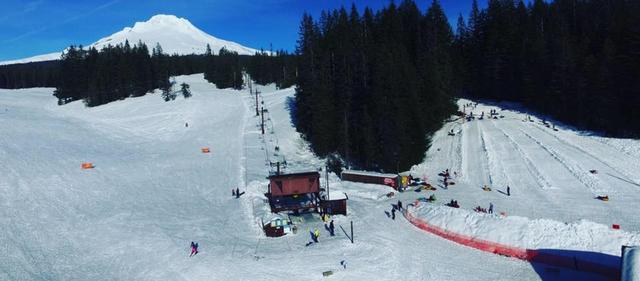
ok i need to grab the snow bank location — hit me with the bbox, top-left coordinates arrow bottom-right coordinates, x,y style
405,201 -> 640,278
409,202 -> 640,257
622,246 -> 640,281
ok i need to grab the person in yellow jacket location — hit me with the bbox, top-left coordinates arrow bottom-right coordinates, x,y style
309,228 -> 320,243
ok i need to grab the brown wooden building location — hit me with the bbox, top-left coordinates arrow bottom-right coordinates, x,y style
341,170 -> 400,190
267,171 -> 320,213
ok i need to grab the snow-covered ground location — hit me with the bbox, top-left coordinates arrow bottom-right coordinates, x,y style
1,74 -> 636,280
410,99 -> 640,231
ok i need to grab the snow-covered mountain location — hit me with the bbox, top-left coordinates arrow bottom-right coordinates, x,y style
0,14 -> 260,65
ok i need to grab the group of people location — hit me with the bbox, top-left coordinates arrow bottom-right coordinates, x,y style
231,187 -> 244,198
473,203 -> 494,214
441,169 -> 457,188
446,199 -> 459,208
388,200 -> 404,220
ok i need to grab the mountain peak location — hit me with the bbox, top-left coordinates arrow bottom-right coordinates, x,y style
0,15 -> 258,65
137,14 -> 194,30
88,14 -> 257,56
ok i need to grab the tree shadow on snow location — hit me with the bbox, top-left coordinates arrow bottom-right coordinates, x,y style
285,96 -> 298,128
528,248 -> 620,281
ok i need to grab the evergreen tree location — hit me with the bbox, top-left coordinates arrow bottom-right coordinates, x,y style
180,82 -> 192,98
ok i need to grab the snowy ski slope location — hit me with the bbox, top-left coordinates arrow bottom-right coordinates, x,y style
1,74 -> 637,280
411,100 -> 640,232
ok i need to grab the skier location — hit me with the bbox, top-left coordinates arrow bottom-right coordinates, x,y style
314,228 -> 320,242
329,220 -> 335,236
185,122 -> 189,127
190,241 -> 199,257
232,188 -> 235,197
236,187 -> 240,198
507,186 -> 510,196
397,200 -> 403,211
391,208 -> 396,220
488,203 -> 494,214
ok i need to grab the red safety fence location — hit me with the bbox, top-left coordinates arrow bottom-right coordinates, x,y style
404,201 -> 620,279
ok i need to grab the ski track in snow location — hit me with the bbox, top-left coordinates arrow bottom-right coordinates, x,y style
478,121 -> 507,188
531,123 -> 640,187
519,128 -> 606,195
478,125 -> 494,186
490,120 -> 553,190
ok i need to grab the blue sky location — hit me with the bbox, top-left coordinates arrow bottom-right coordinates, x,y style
0,0 -> 487,61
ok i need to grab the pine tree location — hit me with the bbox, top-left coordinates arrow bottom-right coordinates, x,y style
180,82 -> 192,98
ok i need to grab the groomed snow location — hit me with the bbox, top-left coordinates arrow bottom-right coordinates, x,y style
410,99 -> 640,232
0,74 -> 632,280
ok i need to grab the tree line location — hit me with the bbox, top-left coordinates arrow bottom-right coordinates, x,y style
0,61 -> 58,89
454,0 -> 640,137
245,50 -> 297,89
2,42 -> 254,106
53,41 -> 249,106
293,1 -> 458,172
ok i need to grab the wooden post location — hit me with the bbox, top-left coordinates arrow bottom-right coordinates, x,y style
255,89 -> 259,116
261,107 -> 265,135
350,221 -> 354,243
326,165 -> 330,200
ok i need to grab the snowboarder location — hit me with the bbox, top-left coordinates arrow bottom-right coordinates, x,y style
507,186 -> 510,196
329,220 -> 335,236
488,203 -> 494,214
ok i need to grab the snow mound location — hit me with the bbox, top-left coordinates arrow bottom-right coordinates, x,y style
410,203 -> 640,256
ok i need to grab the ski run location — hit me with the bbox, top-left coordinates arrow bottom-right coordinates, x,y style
1,73 -> 639,280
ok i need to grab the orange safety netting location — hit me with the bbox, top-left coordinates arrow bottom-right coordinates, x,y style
403,201 -> 620,279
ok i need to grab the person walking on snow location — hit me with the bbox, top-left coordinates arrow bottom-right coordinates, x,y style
329,220 -> 335,236
488,203 -> 494,214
